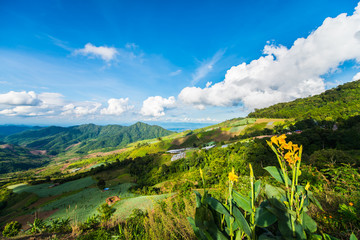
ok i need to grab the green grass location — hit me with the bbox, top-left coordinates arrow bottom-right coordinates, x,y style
9,176 -> 96,197
37,182 -> 171,222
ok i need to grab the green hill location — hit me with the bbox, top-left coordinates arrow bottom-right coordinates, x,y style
0,144 -> 49,174
0,125 -> 42,139
248,80 -> 360,120
4,122 -> 173,155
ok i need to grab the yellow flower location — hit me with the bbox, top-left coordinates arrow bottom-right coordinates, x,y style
278,134 -> 287,146
228,168 -> 239,182
292,144 -> 300,152
271,136 -> 278,146
305,182 -> 310,190
349,202 -> 354,206
283,141 -> 293,150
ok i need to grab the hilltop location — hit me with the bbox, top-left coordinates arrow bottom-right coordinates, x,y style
248,80 -> 360,120
3,122 -> 173,156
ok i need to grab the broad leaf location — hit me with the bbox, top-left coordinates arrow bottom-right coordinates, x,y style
264,166 -> 291,185
254,180 -> 261,201
232,205 -> 252,238
307,190 -> 324,211
205,197 -> 231,218
350,233 -> 358,240
303,213 -> 317,233
233,190 -> 252,213
255,206 -> 277,227
194,191 -> 202,208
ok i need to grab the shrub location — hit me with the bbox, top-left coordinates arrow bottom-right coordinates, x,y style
97,203 -> 115,221
2,221 -> 22,237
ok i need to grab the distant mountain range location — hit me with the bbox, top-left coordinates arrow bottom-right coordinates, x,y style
0,125 -> 42,138
2,122 -> 173,156
248,80 -> 360,120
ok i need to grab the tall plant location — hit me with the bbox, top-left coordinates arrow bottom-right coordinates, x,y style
188,134 -> 358,239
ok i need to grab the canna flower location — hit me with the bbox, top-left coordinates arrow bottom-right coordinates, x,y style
349,202 -> 354,206
282,141 -> 293,150
228,168 -> 239,182
270,136 -> 279,146
278,134 -> 287,146
292,144 -> 300,152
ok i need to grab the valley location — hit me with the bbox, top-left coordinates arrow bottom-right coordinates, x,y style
0,81 -> 360,239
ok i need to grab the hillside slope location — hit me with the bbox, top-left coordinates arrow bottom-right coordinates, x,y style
0,144 -> 49,174
248,80 -> 360,120
4,122 -> 173,155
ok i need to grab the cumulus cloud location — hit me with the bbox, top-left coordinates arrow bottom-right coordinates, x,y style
0,91 -> 41,106
74,43 -> 118,62
179,3 -> 360,110
0,91 -> 66,117
191,50 -> 225,85
140,96 -> 176,117
62,102 -> 101,117
100,98 -> 134,116
353,71 -> 360,81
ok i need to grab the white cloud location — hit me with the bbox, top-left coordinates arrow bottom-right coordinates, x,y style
62,102 -> 101,117
140,96 -> 176,117
353,71 -> 360,81
100,98 -> 134,116
191,50 -> 225,85
179,3 -> 360,110
0,91 -> 67,117
0,91 -> 41,106
74,43 -> 118,62
169,69 -> 182,76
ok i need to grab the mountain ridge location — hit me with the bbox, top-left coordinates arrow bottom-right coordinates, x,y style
248,79 -> 360,120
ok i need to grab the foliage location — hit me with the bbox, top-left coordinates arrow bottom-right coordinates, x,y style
2,221 -> 22,237
97,179 -> 106,190
28,218 -> 47,234
97,203 -> 116,221
188,136 -> 332,239
48,217 -> 71,233
80,214 -> 100,230
248,80 -> 360,120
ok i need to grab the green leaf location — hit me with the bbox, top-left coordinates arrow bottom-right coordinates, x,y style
350,233 -> 358,240
264,166 -> 291,185
205,197 -> 231,218
303,213 -> 317,233
232,205 -> 252,238
255,206 -> 277,227
309,234 -> 323,240
322,233 -> 340,240
254,180 -> 261,201
264,184 -> 286,200
307,190 -> 324,211
187,217 -> 203,239
233,190 -> 253,213
194,190 -> 202,208
195,205 -> 214,229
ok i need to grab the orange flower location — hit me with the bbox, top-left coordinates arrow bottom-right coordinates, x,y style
349,202 -> 354,206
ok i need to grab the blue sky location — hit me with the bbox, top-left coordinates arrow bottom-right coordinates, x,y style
0,0 -> 360,126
